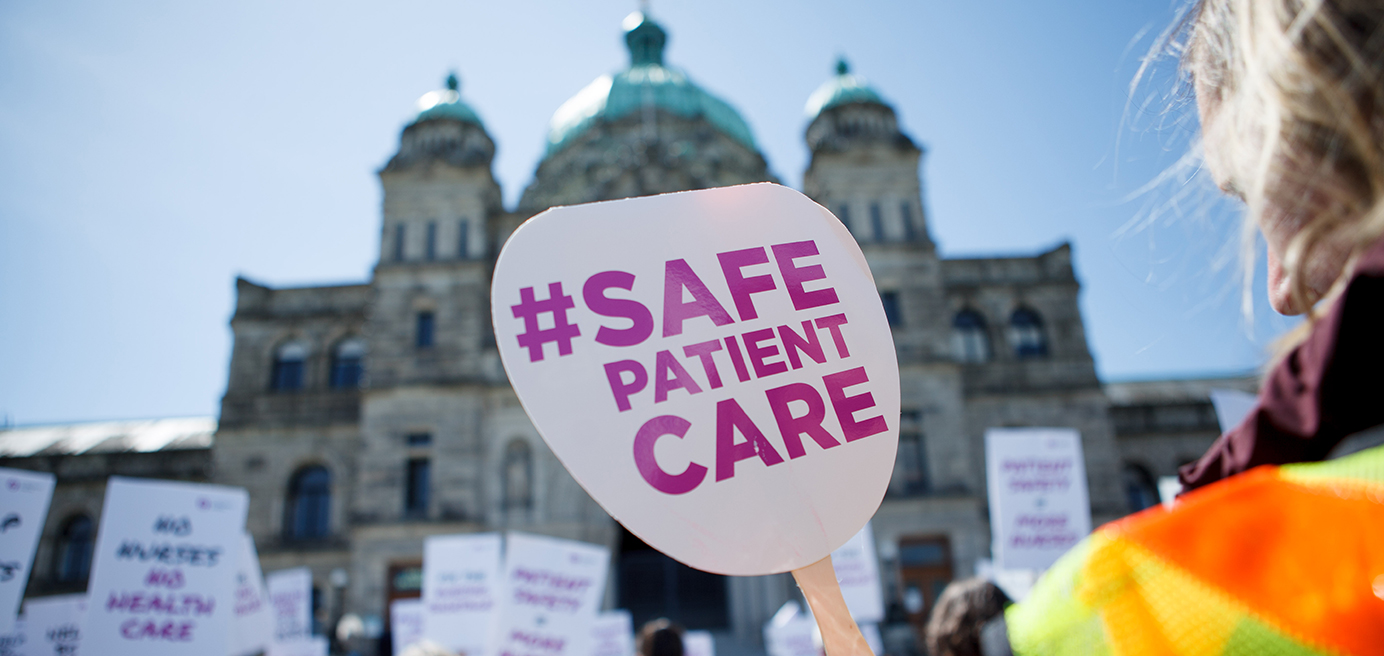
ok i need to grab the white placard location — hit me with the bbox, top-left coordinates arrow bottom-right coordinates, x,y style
266,567 -> 313,645
763,602 -> 817,656
488,533 -> 609,656
682,631 -> 714,656
0,619 -> 25,656
390,599 -> 424,656
0,468 -> 55,633
422,533 -> 501,655
83,477 -> 247,655
23,593 -> 86,656
829,522 -> 883,623
984,428 -> 1091,572
268,636 -> 327,656
492,183 -> 899,576
229,533 -> 271,656
590,610 -> 633,656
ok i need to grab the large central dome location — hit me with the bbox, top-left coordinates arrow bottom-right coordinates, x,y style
518,12 -> 774,213
542,12 -> 757,158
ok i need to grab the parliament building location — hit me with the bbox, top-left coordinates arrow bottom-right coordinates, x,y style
0,12 -> 1254,656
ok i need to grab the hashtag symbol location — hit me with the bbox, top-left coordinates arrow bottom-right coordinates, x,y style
511,282 -> 582,362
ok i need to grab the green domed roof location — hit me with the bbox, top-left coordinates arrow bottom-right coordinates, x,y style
412,73 -> 483,126
543,12 -> 758,158
804,59 -> 886,119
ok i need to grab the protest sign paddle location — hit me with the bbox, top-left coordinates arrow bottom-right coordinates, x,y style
421,532 -> 500,655
0,467 -> 55,633
493,183 -> 897,656
266,567 -> 313,650
24,593 -> 86,656
83,477 -> 247,655
389,599 -> 423,656
487,533 -> 609,656
590,610 -> 634,656
985,428 -> 1091,572
229,533 -> 272,656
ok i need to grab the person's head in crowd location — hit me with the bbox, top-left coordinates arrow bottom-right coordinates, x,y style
924,578 -> 1012,656
637,618 -> 685,656
1178,0 -> 1384,317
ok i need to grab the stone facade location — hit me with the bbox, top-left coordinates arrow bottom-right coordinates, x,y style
0,12 -> 1265,656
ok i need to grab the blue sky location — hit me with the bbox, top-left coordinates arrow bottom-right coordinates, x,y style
0,0 -> 1297,425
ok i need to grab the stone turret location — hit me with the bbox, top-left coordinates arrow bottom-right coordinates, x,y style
378,72 -> 502,266
802,59 -> 933,251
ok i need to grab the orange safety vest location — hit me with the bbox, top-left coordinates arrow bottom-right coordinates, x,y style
1007,445 -> 1384,656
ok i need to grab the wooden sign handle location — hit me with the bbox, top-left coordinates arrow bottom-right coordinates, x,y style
792,555 -> 874,656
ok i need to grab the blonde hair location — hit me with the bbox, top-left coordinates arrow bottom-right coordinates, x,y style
1175,0 -> 1384,347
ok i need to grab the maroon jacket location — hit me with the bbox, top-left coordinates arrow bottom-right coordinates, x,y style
1178,241 -> 1384,491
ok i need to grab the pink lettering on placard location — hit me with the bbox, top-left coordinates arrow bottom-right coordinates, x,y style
778,320 -> 826,369
815,314 -> 851,358
823,366 -> 887,442
604,360 -> 647,412
119,619 -> 196,641
772,240 -> 839,311
765,382 -> 840,459
662,259 -> 733,337
653,350 -> 703,403
715,398 -> 785,481
106,591 -> 216,616
682,339 -> 725,389
717,247 -> 778,321
144,567 -> 185,589
509,629 -> 566,652
583,271 -> 654,347
633,415 -> 707,496
1001,458 -> 1074,492
723,335 -> 752,383
742,328 -> 788,378
511,282 -> 582,362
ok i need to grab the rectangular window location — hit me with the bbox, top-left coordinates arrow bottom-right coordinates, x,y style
416,312 -> 435,348
406,432 -> 433,447
870,202 -> 886,242
271,360 -> 305,391
880,291 -> 902,327
425,221 -> 437,261
837,204 -> 853,234
405,458 -> 431,516
901,201 -> 918,241
458,219 -> 470,259
892,411 -> 930,495
393,223 -> 406,262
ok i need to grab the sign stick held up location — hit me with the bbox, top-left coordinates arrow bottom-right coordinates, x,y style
793,556 -> 873,656
494,183 -> 898,653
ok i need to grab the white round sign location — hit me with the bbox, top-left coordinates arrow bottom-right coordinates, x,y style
492,183 -> 899,575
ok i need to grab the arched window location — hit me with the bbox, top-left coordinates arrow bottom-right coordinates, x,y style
329,338 -> 366,389
271,341 -> 308,391
951,310 -> 990,363
502,440 -> 533,512
53,515 -> 94,584
1009,307 -> 1049,359
286,466 -> 331,540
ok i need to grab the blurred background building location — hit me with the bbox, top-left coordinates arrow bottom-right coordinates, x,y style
0,12 -> 1255,656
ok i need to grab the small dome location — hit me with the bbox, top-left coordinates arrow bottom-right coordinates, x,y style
412,72 -> 483,126
804,58 -> 886,119
543,13 -> 758,158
